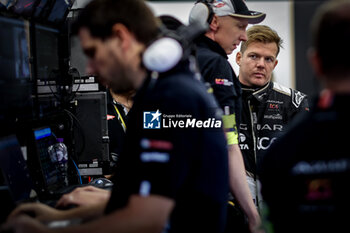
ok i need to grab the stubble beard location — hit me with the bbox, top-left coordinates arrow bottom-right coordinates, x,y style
108,51 -> 135,95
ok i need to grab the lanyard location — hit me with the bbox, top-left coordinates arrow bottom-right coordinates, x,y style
113,103 -> 127,132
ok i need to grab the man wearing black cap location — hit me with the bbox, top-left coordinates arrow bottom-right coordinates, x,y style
189,0 -> 265,232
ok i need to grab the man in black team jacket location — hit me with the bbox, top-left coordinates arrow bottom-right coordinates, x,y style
189,1 -> 265,232
259,1 -> 350,232
236,25 -> 308,210
4,0 -> 229,233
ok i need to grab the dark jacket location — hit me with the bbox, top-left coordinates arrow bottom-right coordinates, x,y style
259,94 -> 350,233
239,81 -> 309,176
195,35 -> 242,126
106,62 -> 229,233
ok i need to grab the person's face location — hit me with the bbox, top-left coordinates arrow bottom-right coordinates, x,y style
236,42 -> 278,87
214,16 -> 248,55
79,27 -> 134,94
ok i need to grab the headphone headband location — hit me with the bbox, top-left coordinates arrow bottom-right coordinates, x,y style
190,0 -> 215,25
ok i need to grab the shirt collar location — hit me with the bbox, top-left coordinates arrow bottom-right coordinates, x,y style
241,81 -> 271,102
196,35 -> 228,59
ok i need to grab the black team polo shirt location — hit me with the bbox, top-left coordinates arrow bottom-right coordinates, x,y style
105,61 -> 229,233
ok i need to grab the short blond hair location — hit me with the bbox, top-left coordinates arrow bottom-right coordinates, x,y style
240,25 -> 283,56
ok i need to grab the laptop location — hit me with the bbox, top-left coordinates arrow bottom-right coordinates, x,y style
27,126 -> 68,199
0,135 -> 35,202
0,129 -> 68,204
28,126 -> 108,197
0,135 -> 36,223
0,134 -> 83,227
0,134 -> 109,227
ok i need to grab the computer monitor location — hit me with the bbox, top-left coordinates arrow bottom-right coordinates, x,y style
0,135 -> 34,203
67,15 -> 88,77
0,16 -> 31,80
26,126 -> 66,197
70,34 -> 88,77
0,136 -> 23,224
35,23 -> 60,82
0,16 -> 33,137
34,127 -> 61,187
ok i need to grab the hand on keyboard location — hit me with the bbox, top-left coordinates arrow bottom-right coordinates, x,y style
55,186 -> 111,208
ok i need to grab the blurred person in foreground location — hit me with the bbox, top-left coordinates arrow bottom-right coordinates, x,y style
3,0 -> 229,233
259,1 -> 350,232
55,15 -> 182,209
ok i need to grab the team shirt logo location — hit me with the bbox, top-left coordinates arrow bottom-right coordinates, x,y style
143,110 -> 222,129
215,78 -> 233,86
143,110 -> 162,129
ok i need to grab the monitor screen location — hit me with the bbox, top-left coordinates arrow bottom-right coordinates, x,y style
0,16 -> 31,80
32,127 -> 64,191
0,82 -> 33,137
67,15 -> 88,77
70,34 -> 88,77
0,135 -> 34,203
35,24 -> 59,82
0,16 -> 33,137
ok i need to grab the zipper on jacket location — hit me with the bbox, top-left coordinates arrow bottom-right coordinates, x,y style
248,99 -> 260,212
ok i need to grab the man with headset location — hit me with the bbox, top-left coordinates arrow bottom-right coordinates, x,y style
4,0 -> 229,233
189,0 -> 265,232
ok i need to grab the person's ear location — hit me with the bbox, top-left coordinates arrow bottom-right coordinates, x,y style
110,23 -> 132,52
273,59 -> 278,69
209,15 -> 219,32
236,52 -> 242,66
308,48 -> 323,77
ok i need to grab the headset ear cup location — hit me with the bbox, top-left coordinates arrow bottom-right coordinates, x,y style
142,37 -> 183,73
189,2 -> 213,25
